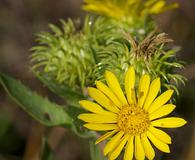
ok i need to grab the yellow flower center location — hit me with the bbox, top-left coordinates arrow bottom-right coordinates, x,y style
117,105 -> 150,135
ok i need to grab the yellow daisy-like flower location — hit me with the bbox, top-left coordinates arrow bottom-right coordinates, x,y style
78,66 -> 186,160
83,0 -> 179,21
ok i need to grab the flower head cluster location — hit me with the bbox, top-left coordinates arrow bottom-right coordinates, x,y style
83,0 -> 179,22
78,66 -> 186,160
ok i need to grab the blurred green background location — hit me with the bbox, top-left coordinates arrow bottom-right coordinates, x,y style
0,0 -> 194,160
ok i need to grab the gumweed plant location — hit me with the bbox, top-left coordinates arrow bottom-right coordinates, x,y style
0,0 -> 187,160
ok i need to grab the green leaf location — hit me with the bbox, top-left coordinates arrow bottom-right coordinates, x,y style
65,105 -> 96,138
33,71 -> 84,107
0,73 -> 72,126
41,138 -> 54,160
89,140 -> 107,160
0,108 -> 12,139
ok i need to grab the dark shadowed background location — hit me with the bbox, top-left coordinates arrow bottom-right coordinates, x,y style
0,0 -> 194,160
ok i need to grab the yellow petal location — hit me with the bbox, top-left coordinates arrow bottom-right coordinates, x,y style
148,90 -> 174,113
124,136 -> 134,160
105,71 -> 128,106
96,81 -> 122,108
147,131 -> 170,153
79,100 -> 115,115
88,87 -> 119,113
138,74 -> 150,108
149,104 -> 176,120
109,134 -> 129,160
143,78 -> 160,110
104,131 -> 124,155
125,67 -> 136,104
135,135 -> 145,160
78,113 -> 117,123
149,1 -> 165,14
149,126 -> 172,144
96,129 -> 118,144
84,123 -> 117,131
151,117 -> 187,128
141,133 -> 155,160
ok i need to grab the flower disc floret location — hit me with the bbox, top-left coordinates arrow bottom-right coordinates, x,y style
118,106 -> 150,135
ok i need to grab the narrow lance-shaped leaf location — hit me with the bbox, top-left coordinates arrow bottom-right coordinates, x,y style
41,138 -> 54,160
0,73 -> 72,126
33,71 -> 84,107
65,105 -> 96,138
89,140 -> 107,160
